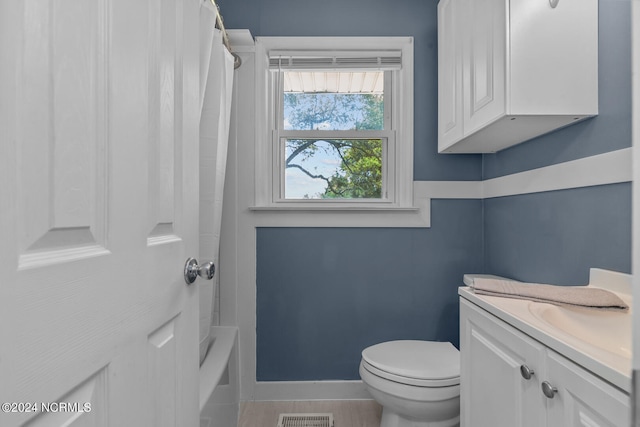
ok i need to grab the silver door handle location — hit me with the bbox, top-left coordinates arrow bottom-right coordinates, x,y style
184,258 -> 215,284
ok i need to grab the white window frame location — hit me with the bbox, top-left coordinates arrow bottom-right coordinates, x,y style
254,37 -> 414,210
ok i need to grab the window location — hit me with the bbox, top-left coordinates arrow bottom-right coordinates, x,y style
280,70 -> 389,200
255,37 -> 414,209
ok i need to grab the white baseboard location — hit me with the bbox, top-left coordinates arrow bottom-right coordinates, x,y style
250,380 -> 372,402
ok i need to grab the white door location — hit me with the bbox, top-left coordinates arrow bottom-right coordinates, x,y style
0,0 -> 201,426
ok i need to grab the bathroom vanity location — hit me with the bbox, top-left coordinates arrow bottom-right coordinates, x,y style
459,269 -> 631,427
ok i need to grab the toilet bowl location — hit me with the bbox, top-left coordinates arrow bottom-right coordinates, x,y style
359,340 -> 460,427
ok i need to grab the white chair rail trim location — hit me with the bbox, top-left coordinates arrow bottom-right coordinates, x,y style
252,147 -> 632,228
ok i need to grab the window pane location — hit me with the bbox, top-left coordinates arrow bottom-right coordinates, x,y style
282,71 -> 384,131
284,139 -> 383,199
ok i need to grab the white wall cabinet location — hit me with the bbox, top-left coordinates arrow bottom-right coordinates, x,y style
437,0 -> 598,153
460,299 -> 630,427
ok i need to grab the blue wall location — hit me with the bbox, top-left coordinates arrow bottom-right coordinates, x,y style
218,0 -> 481,181
220,0 -> 632,381
484,184 -> 632,285
256,200 -> 483,381
482,0 -> 631,179
481,0 -> 632,283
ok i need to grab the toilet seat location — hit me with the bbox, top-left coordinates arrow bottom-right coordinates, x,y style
361,340 -> 460,387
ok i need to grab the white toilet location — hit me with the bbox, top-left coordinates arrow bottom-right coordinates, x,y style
359,340 -> 460,427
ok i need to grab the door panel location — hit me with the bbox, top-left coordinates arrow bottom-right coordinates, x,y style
148,0 -> 178,241
17,0 -> 108,269
0,0 -> 200,426
437,0 -> 464,151
461,300 -> 546,427
148,317 -> 179,427
463,0 -> 506,132
24,370 -> 108,427
545,351 -> 629,427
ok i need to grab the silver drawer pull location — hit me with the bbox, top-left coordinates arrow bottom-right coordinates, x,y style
541,381 -> 558,399
520,365 -> 535,380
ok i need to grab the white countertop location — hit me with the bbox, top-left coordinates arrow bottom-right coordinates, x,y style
458,269 -> 632,393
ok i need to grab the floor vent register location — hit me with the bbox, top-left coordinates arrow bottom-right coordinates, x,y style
277,413 -> 334,427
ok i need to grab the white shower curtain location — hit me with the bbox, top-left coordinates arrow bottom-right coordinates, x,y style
199,1 -> 215,112
198,2 -> 235,365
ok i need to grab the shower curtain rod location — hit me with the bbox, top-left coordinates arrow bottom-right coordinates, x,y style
210,0 -> 242,69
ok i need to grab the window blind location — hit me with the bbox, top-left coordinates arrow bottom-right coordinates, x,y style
268,50 -> 402,71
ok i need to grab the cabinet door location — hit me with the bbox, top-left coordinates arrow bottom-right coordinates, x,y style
460,299 -> 546,427
508,0 -> 598,115
463,0 -> 506,134
545,351 -> 630,427
437,0 -> 464,151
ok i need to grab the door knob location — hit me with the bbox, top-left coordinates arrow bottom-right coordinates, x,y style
184,258 -> 215,284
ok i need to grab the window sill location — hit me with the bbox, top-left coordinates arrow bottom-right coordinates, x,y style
247,203 -> 428,228
249,205 -> 419,212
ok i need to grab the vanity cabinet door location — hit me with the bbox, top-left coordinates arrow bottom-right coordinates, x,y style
544,351 -> 629,427
460,299 -> 546,427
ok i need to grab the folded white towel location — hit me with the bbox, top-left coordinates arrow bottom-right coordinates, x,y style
470,277 -> 628,311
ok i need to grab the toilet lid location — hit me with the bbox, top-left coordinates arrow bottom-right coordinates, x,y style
361,340 -> 460,386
